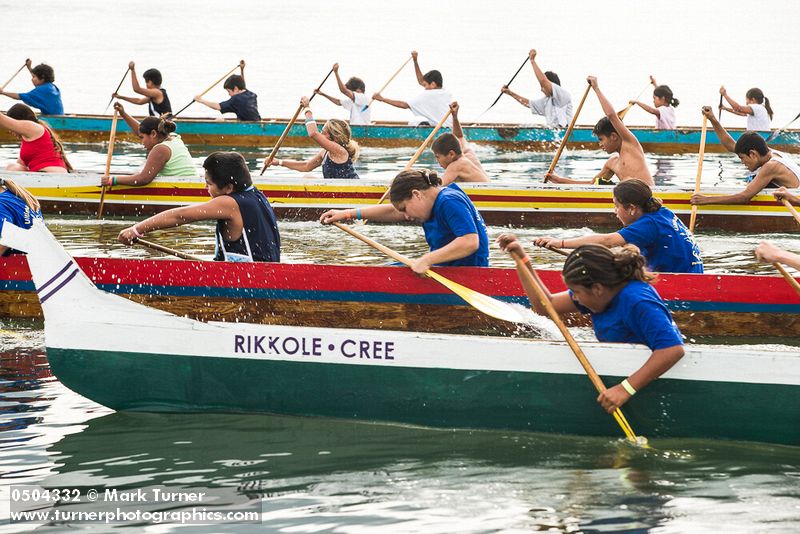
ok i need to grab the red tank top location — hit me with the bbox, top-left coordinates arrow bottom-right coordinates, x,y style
19,127 -> 67,172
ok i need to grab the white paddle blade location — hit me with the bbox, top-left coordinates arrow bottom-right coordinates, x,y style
426,270 -> 527,323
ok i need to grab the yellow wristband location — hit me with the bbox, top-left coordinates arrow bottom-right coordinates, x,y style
621,379 -> 637,396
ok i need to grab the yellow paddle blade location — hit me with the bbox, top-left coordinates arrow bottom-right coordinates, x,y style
425,270 -> 526,323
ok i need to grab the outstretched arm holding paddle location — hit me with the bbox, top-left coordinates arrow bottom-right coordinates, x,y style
501,49 -> 573,129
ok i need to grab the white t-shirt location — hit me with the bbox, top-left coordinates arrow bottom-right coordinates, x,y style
341,92 -> 371,125
408,89 -> 452,127
655,105 -> 677,129
747,103 -> 771,131
529,84 -> 573,128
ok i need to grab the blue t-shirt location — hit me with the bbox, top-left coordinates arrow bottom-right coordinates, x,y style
19,83 -> 64,115
0,190 -> 43,255
617,207 -> 703,273
421,183 -> 489,267
570,280 -> 684,350
219,90 -> 260,121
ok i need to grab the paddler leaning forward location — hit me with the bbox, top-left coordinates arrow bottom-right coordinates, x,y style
497,235 -> 685,413
320,169 -> 489,273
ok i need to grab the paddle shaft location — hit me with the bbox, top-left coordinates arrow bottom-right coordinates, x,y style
617,82 -> 652,120
782,198 -> 800,227
774,262 -> 800,297
509,250 -> 638,440
485,56 -> 530,112
718,94 -> 724,120
259,68 -> 335,175
688,115 -> 709,233
546,83 -> 592,178
97,111 -> 119,220
134,238 -> 204,261
173,61 -> 245,117
1,62 -> 27,91
767,110 -> 800,142
367,56 -> 413,109
333,222 -> 411,266
103,67 -> 130,114
373,109 -> 454,205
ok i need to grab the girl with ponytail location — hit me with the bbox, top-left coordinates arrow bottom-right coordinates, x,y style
496,236 -> 685,413
0,176 -> 43,256
319,168 -> 489,272
268,96 -> 360,179
104,102 -> 196,187
535,179 -> 703,273
719,85 -> 773,131
2,103 -> 71,173
629,75 -> 679,129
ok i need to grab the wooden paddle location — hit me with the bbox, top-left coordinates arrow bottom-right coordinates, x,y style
374,108 -> 454,205
544,83 -> 592,181
365,56 -> 413,110
773,262 -> 800,297
688,115 -> 709,233
0,62 -> 28,91
537,243 -> 569,256
172,60 -> 246,117
781,198 -> 800,227
508,249 -> 640,443
103,67 -> 130,114
617,82 -> 652,120
333,222 -> 525,323
97,110 -> 119,220
134,238 -> 204,261
259,68 -> 335,176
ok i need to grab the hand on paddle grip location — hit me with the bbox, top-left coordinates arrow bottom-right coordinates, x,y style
598,384 -> 631,414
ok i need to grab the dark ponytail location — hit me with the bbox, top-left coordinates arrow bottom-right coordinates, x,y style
653,85 -> 679,107
563,244 -> 654,288
613,179 -> 662,213
389,169 -> 442,203
746,88 -> 773,120
7,103 -> 73,172
139,114 -> 177,138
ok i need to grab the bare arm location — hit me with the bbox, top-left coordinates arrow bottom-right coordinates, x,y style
528,49 -> 553,96
0,91 -> 21,100
534,232 -> 626,250
0,114 -> 44,139
598,345 -> 685,412
413,234 -> 479,273
111,144 -> 171,186
633,101 -> 659,116
372,94 -> 409,109
115,94 -> 150,106
194,96 -> 222,111
720,86 -> 753,115
702,106 -> 735,152
320,203 -> 406,224
501,86 -> 530,107
589,76 -> 637,144
411,51 -> 424,86
275,150 -> 326,173
755,241 -> 800,270
333,64 -> 355,101
130,67 -> 164,101
691,167 -> 777,205
314,89 -> 341,106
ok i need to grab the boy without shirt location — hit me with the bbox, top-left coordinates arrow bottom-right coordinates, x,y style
431,102 -> 489,185
546,76 -> 653,186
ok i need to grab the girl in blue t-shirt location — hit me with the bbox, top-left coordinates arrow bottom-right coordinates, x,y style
497,237 -> 685,414
319,169 -> 489,273
534,179 -> 703,273
0,177 -> 43,256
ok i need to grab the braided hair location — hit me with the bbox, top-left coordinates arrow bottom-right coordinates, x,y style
563,244 -> 654,288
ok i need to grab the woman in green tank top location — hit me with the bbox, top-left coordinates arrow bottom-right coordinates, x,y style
101,102 -> 196,187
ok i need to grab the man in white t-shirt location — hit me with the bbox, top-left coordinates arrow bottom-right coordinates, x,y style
371,51 -> 453,127
501,49 -> 573,128
314,63 -> 371,125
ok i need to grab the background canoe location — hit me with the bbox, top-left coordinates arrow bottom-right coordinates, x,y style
2,255 -> 797,338
0,114 -> 797,154
6,172 -> 796,233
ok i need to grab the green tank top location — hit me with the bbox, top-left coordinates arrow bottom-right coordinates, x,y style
158,134 -> 197,177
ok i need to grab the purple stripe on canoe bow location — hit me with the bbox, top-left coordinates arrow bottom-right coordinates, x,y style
39,268 -> 80,304
37,261 -> 74,295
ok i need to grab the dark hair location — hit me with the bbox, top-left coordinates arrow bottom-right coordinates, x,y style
142,68 -> 163,86
31,64 -> 54,83
203,151 -> 252,192
653,85 -> 679,107
544,71 -> 561,86
389,169 -> 442,203
431,133 -> 461,156
592,116 -> 618,137
422,70 -> 443,88
7,103 -> 72,172
746,88 -> 773,120
613,179 -> 662,213
345,76 -> 365,92
734,131 -> 769,156
138,115 -> 177,138
223,74 -> 246,91
563,244 -> 654,288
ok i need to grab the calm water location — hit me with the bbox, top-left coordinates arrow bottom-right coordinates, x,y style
2,0 -> 800,531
